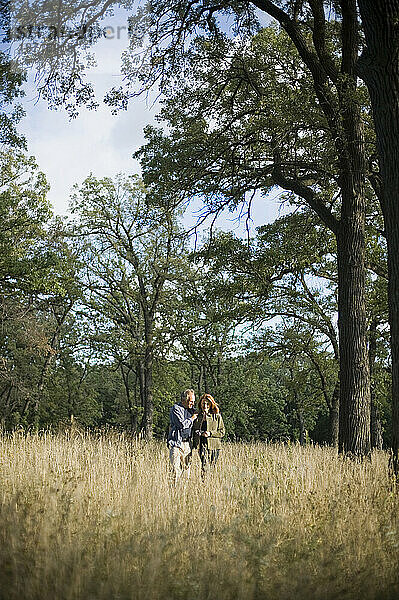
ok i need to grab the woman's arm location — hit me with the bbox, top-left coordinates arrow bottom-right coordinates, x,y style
209,414 -> 225,438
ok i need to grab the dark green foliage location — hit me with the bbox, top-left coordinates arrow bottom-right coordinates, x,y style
217,355 -> 289,441
0,0 -> 393,448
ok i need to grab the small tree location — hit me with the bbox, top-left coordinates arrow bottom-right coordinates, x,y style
71,173 -> 187,438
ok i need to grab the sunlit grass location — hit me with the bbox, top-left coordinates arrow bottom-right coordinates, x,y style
0,430 -> 398,600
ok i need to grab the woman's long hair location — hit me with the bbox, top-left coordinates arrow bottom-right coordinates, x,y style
199,393 -> 219,414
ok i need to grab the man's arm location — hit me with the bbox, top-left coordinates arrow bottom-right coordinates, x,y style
170,404 -> 196,430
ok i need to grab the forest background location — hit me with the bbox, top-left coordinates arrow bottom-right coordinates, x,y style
0,0 -> 393,450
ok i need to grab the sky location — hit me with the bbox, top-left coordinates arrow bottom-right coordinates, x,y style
16,4 -> 287,236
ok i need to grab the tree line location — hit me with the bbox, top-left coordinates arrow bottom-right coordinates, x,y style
1,2 -> 399,462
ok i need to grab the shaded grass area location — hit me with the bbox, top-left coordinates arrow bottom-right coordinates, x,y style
0,431 -> 398,600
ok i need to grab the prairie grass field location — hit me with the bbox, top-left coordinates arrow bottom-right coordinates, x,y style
0,431 -> 398,600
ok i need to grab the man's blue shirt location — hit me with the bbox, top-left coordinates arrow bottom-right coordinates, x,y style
168,402 -> 194,448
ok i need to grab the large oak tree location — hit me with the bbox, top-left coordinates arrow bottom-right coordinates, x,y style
356,1 -> 399,473
127,7 -> 374,455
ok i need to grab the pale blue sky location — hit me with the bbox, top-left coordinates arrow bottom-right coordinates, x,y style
17,5 -> 287,235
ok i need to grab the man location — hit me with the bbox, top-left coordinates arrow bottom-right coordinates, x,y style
168,388 -> 198,483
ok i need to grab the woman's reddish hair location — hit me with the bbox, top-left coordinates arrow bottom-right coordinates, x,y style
200,393 -> 219,414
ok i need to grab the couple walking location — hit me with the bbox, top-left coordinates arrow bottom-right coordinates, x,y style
168,388 -> 225,483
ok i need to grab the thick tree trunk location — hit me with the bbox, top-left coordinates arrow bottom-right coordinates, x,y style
357,0 -> 399,471
337,168 -> 371,455
336,17 -> 371,454
120,364 -> 138,434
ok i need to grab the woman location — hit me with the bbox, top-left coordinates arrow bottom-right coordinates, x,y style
193,393 -> 225,479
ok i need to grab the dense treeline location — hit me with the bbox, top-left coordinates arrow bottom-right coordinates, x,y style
0,2 -> 396,452
0,145 -> 391,444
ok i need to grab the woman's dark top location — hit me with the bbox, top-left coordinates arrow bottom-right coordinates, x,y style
200,416 -> 208,450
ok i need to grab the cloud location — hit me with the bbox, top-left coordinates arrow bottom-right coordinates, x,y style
20,76 -> 156,214
17,3 -> 282,230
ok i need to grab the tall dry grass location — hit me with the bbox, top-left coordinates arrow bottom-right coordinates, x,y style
0,430 -> 398,600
